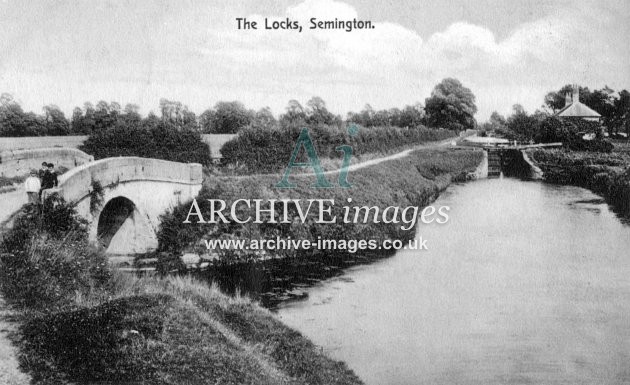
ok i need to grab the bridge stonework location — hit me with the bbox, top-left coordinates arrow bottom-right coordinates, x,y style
0,147 -> 94,178
45,157 -> 202,254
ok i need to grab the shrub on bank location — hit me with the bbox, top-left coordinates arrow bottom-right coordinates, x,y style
529,149 -> 630,215
0,195 -> 110,310
80,123 -> 212,166
220,124 -> 455,173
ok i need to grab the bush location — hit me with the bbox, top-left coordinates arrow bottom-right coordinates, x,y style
81,122 -> 212,166
566,138 -> 614,153
0,195 -> 110,310
220,123 -> 455,173
530,149 -> 630,216
535,116 -> 612,152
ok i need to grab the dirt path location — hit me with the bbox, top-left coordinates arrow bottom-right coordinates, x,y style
0,190 -> 30,384
0,190 -> 26,224
0,298 -> 30,385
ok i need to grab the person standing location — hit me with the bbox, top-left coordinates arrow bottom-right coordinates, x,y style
41,163 -> 59,190
24,170 -> 41,205
38,161 -> 48,180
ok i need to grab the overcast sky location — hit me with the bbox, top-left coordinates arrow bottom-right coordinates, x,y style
0,0 -> 628,121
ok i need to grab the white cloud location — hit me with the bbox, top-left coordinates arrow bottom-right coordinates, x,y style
0,0 -> 628,121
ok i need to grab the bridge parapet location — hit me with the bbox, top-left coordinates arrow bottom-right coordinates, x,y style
53,157 -> 202,204
0,147 -> 94,178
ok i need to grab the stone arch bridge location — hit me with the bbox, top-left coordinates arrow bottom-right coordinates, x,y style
44,157 -> 202,254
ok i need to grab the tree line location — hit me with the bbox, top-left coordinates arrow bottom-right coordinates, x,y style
0,78 -> 480,137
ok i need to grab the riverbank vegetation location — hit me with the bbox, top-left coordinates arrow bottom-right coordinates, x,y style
157,148 -> 483,262
220,124 -> 455,174
0,196 -> 361,384
528,147 -> 630,215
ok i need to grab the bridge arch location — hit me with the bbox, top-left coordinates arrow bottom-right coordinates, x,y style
44,157 -> 203,254
96,196 -> 159,254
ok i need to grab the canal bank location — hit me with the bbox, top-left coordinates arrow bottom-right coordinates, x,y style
528,148 -> 630,217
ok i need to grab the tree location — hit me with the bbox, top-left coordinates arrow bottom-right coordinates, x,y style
120,103 -> 142,127
280,100 -> 307,127
253,107 -> 277,128
201,101 -> 252,134
42,105 -> 70,135
398,103 -> 425,128
0,93 -> 46,136
424,78 -> 477,131
505,105 -> 539,141
305,96 -> 338,126
479,111 -> 507,136
544,84 -> 579,113
609,90 -> 630,137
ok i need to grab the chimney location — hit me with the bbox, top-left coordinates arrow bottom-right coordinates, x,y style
565,91 -> 572,107
572,84 -> 580,104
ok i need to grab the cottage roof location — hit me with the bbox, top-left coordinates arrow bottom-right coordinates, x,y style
555,84 -> 601,118
556,101 -> 601,118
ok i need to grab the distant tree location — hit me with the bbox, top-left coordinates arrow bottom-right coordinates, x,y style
305,96 -> 338,126
143,111 -> 161,130
180,109 -> 199,131
609,90 -> 630,137
424,78 -> 477,131
505,105 -> 539,141
543,84 -> 580,113
199,109 -> 215,133
253,107 -> 277,128
71,107 -> 84,133
93,101 -> 116,131
387,108 -> 402,127
280,100 -> 307,127
158,99 -> 198,130
479,111 -> 507,136
201,101 -> 252,134
0,93 -> 45,136
398,103 -> 425,128
42,105 -> 70,135
120,103 -> 142,127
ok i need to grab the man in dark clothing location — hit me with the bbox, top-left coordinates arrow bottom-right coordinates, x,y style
41,163 -> 58,190
38,162 -> 48,179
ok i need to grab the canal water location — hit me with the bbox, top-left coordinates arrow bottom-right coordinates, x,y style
275,178 -> 630,384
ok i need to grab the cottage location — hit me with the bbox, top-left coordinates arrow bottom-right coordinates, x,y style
555,85 -> 601,122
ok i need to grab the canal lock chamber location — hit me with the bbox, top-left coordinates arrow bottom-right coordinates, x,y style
486,149 -> 541,179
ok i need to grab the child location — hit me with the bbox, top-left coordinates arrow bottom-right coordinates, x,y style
24,170 -> 41,204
